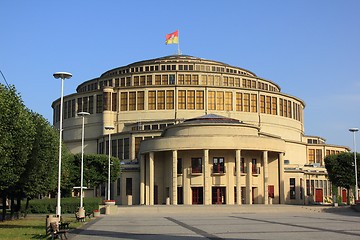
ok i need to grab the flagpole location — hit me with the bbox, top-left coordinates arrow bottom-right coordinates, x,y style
177,30 -> 181,55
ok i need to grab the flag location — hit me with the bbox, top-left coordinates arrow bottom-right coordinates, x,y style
165,30 -> 179,45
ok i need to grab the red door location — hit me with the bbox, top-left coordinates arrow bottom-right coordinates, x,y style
315,189 -> 323,202
342,189 -> 347,203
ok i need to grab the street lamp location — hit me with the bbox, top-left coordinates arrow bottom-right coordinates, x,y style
78,112 -> 90,217
349,128 -> 359,202
105,126 -> 115,200
53,72 -> 72,217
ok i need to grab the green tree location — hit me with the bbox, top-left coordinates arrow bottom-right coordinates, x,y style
19,112 -> 59,215
0,84 -> 35,220
324,152 -> 359,204
72,154 -> 121,192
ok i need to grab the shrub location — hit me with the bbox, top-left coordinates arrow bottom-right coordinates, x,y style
21,197 -> 102,214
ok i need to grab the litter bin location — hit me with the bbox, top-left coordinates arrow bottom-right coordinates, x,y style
46,215 -> 59,235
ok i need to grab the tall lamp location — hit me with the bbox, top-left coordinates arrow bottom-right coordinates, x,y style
78,112 -> 90,217
349,128 -> 359,202
105,126 -> 115,200
53,72 -> 72,217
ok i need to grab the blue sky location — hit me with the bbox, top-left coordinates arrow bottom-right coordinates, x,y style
1,0 -> 359,148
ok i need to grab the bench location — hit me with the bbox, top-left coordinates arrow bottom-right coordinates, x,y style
49,222 -> 68,239
75,211 -> 85,222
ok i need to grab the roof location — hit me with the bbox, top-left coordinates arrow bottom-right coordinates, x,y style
184,114 -> 242,124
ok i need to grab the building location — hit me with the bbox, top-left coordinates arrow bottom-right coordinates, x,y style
52,55 -> 349,206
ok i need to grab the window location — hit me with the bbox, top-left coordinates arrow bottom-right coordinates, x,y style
88,97 -> 93,114
271,97 -> 277,115
177,158 -> 183,174
260,95 -> 265,113
187,90 -> 195,110
225,92 -> 233,111
290,178 -> 296,199
96,94 -> 103,113
213,157 -> 225,173
306,180 -> 310,196
250,94 -> 257,112
243,93 -> 250,112
157,90 -> 165,110
266,96 -> 271,114
241,158 -> 245,173
196,91 -> 204,110
308,149 -> 315,164
124,138 -> 130,159
178,90 -> 186,110
208,91 -> 216,110
129,92 -> 136,111
135,137 -> 142,158
316,149 -> 322,165
216,91 -> 224,110
120,92 -> 128,111
236,93 -> 242,111
166,90 -> 174,109
192,187 -> 203,204
191,157 -> 202,174
169,74 -> 175,84
137,91 -> 144,110
126,178 -> 132,196
148,91 -> 156,110
252,159 -> 258,174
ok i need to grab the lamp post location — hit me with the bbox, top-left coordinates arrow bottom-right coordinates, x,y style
349,128 -> 359,202
53,72 -> 72,217
78,112 -> 90,217
105,126 -> 115,200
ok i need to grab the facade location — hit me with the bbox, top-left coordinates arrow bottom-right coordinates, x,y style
52,55 -> 350,206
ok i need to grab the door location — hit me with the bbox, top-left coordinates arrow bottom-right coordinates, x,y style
342,189 -> 347,203
212,187 -> 226,204
315,189 -> 323,203
154,185 -> 158,205
192,187 -> 203,204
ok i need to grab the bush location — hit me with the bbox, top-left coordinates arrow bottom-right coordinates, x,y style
21,197 -> 102,214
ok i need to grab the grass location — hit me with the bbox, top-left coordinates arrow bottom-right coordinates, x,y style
0,214 -> 88,239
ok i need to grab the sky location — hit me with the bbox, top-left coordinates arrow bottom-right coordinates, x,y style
1,0 -> 359,149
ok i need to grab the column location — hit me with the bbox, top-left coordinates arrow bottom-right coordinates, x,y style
246,159 -> 252,204
149,152 -> 154,205
172,150 -> 178,205
140,155 -> 145,205
263,151 -> 269,205
236,150 -> 242,205
204,149 -> 210,205
279,152 -> 285,204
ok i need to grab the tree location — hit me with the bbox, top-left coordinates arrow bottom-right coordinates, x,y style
0,84 -> 35,220
324,152 -> 360,204
72,154 -> 121,192
19,112 -> 59,215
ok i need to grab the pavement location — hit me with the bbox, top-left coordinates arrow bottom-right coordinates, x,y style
68,205 -> 360,240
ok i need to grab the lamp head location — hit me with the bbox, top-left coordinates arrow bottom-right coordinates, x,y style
349,128 -> 359,133
77,112 -> 90,117
105,126 -> 115,130
53,72 -> 72,79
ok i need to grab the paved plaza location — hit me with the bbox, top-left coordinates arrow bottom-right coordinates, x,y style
69,205 -> 360,240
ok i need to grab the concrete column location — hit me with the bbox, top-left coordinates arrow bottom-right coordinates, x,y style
246,159 -> 252,204
149,152 -> 154,205
279,152 -> 285,204
204,149 -> 210,205
140,155 -> 145,205
263,151 -> 269,205
172,150 -> 178,205
236,149 -> 242,205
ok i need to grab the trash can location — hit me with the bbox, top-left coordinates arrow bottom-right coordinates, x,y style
46,215 -> 59,235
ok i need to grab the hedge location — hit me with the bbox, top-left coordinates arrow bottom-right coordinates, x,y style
21,197 -> 102,214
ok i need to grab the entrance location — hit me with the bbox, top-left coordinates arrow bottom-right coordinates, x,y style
212,187 -> 226,204
315,189 -> 323,203
342,189 -> 347,203
192,187 -> 203,204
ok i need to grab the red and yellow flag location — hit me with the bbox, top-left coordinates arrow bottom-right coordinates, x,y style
165,30 -> 179,45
